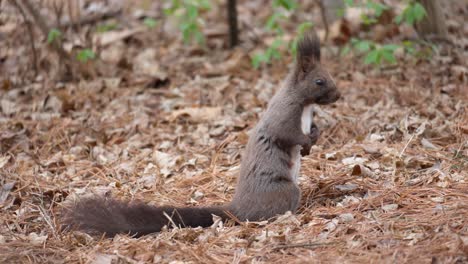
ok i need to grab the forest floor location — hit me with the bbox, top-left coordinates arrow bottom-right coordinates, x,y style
0,1 -> 467,263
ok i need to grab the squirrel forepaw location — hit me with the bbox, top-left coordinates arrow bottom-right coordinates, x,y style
301,124 -> 320,156
309,123 -> 320,145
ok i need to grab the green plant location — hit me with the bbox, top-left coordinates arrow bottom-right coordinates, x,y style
163,0 -> 211,45
341,0 -> 429,66
363,44 -> 399,65
143,17 -> 158,28
96,22 -> 118,33
251,0 -> 300,68
76,49 -> 96,63
47,28 -> 62,44
344,0 -> 390,25
395,1 -> 426,25
343,39 -> 399,66
344,38 -> 436,65
252,39 -> 283,68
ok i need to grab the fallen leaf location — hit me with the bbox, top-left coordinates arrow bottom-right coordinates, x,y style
0,155 -> 10,169
91,253 -> 118,264
421,138 -> 439,150
1,99 -> 16,115
93,27 -> 146,47
28,232 -> 47,245
170,107 -> 222,123
335,184 -> 358,192
133,48 -> 168,79
382,204 -> 398,212
0,181 -> 15,203
342,157 -> 368,166
153,150 -> 180,177
338,213 -> 354,223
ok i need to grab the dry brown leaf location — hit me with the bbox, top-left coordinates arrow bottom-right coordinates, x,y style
170,107 -> 222,123
153,150 -> 181,177
93,27 -> 146,47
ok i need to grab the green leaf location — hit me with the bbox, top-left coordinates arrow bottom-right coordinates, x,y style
297,22 -> 313,35
290,39 -> 299,56
413,3 -> 426,21
198,0 -> 211,10
364,49 -> 379,65
270,48 -> 281,60
47,28 -> 62,44
382,44 -> 399,52
76,49 -> 96,63
360,14 -> 377,25
354,40 -> 372,52
143,18 -> 158,28
251,53 -> 268,68
341,45 -> 351,56
395,14 -> 403,24
186,5 -> 198,20
344,0 -> 354,7
265,13 -> 281,31
336,8 -> 346,18
402,40 -> 415,54
271,38 -> 283,49
96,23 -> 117,33
381,50 -> 396,64
163,0 -> 181,15
366,2 -> 388,17
274,0 -> 297,10
267,39 -> 283,60
194,30 -> 205,45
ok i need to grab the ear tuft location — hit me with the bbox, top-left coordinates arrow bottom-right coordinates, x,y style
296,30 -> 321,74
297,30 -> 321,62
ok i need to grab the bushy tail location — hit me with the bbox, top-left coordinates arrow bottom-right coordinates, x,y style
63,197 -> 228,237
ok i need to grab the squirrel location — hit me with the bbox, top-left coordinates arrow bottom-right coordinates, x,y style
63,31 -> 340,237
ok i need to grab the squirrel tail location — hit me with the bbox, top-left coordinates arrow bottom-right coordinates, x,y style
63,197 -> 228,237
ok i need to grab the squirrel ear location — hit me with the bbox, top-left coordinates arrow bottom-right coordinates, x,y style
295,30 -> 321,75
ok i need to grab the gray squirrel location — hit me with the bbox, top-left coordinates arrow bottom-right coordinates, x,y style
63,31 -> 340,237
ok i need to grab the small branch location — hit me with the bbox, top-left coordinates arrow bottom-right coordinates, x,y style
318,0 -> 329,42
61,9 -> 122,28
15,0 -> 75,79
227,0 -> 239,48
272,241 -> 341,250
9,0 -> 38,76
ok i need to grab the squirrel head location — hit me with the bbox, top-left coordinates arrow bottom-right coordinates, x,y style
292,31 -> 340,105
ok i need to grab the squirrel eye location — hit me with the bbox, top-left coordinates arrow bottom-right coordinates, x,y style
315,79 -> 325,86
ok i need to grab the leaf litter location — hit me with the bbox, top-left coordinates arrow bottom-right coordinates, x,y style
0,0 -> 467,263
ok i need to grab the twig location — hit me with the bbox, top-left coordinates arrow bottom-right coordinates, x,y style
163,211 -> 179,229
9,0 -> 38,76
227,0 -> 239,48
318,0 -> 329,42
15,0 -> 75,79
272,241 -> 340,250
51,0 -> 64,28
399,133 -> 415,158
61,9 -> 122,28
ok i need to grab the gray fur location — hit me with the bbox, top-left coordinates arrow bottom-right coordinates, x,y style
64,30 -> 340,236
228,31 -> 340,221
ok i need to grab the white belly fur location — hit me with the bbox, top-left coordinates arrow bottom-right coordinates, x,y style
290,105 -> 314,183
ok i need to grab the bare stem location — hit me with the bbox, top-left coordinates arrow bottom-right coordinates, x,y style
14,0 -> 75,79
9,0 -> 38,76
